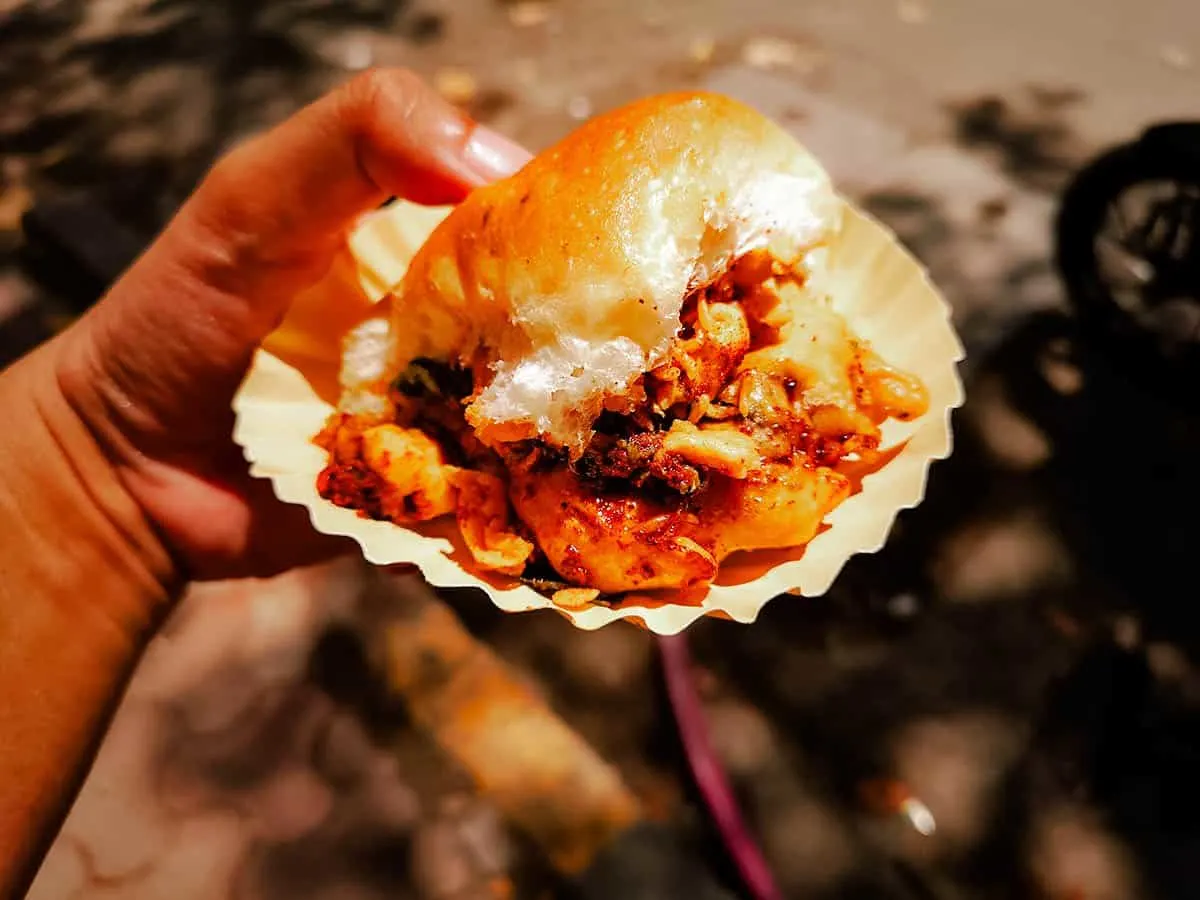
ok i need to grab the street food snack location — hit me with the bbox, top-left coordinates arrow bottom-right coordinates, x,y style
232,91 -> 964,632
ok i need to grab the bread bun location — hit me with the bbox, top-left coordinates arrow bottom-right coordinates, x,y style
387,91 -> 840,453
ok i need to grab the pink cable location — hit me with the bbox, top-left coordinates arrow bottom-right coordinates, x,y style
658,634 -> 784,900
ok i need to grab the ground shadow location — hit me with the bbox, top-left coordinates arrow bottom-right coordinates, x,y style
689,302 -> 1200,898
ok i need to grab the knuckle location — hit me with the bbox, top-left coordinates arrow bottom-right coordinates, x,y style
343,67 -> 426,132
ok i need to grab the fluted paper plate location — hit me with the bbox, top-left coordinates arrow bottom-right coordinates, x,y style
233,198 -> 964,634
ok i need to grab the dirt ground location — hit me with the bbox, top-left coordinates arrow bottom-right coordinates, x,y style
3,1 -> 1200,898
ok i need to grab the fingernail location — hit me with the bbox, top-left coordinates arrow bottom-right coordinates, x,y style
463,126 -> 533,181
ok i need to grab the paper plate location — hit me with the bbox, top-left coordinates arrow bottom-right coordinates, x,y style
233,198 -> 964,634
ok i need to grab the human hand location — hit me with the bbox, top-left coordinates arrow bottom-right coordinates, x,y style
3,68 -> 533,591
3,70 -> 533,890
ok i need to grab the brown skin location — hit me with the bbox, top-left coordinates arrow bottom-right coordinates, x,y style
0,69 -> 531,898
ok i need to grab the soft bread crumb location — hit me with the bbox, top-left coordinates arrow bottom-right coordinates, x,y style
340,317 -> 394,418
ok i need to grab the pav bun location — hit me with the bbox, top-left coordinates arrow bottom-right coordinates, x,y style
382,92 -> 841,453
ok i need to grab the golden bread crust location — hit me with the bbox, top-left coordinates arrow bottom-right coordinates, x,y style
388,91 -> 839,451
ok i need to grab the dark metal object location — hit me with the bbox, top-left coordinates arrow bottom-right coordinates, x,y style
1055,120 -> 1200,409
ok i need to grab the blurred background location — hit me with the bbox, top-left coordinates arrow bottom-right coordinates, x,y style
4,1 -> 1200,898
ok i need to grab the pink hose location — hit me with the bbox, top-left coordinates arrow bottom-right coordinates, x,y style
658,633 -> 783,900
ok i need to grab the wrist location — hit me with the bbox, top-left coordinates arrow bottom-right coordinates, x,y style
0,336 -> 179,896
0,336 -> 179,638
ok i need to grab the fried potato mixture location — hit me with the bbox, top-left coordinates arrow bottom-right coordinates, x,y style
316,255 -> 928,605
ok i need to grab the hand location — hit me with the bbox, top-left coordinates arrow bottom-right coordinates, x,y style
13,68 -> 532,588
3,70 -> 535,893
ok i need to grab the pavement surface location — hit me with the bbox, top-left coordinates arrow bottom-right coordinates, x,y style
3,1 -> 1200,898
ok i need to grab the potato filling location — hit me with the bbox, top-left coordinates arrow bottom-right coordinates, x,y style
316,257 -> 929,602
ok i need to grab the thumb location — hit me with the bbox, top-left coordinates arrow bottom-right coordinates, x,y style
70,68 -> 531,438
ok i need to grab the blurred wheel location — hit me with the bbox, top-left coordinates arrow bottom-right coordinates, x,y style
1055,138 -> 1200,407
